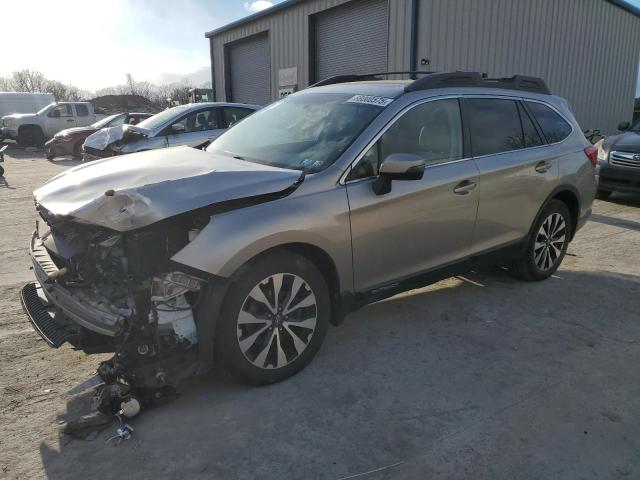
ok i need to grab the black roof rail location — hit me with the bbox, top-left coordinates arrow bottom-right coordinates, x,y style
404,71 -> 551,95
310,71 -> 435,88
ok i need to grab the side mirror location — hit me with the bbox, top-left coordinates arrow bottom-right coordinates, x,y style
618,122 -> 630,132
372,153 -> 426,195
51,110 -> 61,118
171,123 -> 186,133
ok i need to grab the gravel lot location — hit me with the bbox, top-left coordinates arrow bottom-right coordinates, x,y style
1,145 -> 639,480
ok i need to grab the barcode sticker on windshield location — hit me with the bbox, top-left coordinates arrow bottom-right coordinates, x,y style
346,95 -> 394,107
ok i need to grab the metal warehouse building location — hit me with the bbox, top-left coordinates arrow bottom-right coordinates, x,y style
206,0 -> 640,134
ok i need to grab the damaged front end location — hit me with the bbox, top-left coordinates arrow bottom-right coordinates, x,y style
21,205 -> 211,399
21,148 -> 304,414
83,124 -> 149,160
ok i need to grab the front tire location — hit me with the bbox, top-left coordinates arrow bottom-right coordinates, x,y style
17,126 -> 44,147
511,199 -> 572,282
214,251 -> 330,385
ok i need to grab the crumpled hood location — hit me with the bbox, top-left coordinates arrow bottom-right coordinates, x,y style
84,124 -> 151,151
604,131 -> 640,153
34,146 -> 304,232
55,126 -> 97,137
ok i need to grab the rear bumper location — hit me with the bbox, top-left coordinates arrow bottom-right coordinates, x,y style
28,231 -> 123,337
598,164 -> 640,194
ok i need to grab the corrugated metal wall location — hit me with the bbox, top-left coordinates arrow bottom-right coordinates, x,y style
210,0 -> 640,134
414,0 -> 640,134
315,0 -> 389,80
227,33 -> 271,104
211,0 -> 356,102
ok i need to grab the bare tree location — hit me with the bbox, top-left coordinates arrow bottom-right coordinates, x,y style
0,76 -> 13,91
126,73 -> 137,95
2,68 -> 211,106
12,69 -> 47,92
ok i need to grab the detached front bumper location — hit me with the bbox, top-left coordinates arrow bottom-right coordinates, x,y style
22,231 -> 124,347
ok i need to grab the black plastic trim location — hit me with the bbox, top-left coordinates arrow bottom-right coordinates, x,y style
405,72 -> 551,95
351,237 -> 527,308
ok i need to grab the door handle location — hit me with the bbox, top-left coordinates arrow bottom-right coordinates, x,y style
535,161 -> 552,173
453,180 -> 477,195
66,119 -> 74,122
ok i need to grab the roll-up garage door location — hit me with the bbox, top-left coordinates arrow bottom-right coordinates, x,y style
315,0 -> 389,82
227,33 -> 271,105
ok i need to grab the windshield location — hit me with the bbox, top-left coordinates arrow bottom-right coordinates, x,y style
92,113 -> 124,129
37,103 -> 56,115
630,120 -> 640,132
206,92 -> 387,173
137,105 -> 190,131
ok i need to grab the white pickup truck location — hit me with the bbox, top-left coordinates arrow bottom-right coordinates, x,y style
1,102 -> 102,147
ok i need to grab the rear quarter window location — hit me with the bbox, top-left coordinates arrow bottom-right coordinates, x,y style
525,102 -> 572,143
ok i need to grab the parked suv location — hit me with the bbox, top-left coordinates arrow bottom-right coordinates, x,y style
82,102 -> 259,160
2,102 -> 101,146
595,119 -> 640,198
22,72 -> 596,395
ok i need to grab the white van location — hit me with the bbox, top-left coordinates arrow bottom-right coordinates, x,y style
0,92 -> 55,119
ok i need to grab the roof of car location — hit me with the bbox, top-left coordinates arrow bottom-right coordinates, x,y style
170,102 -> 262,111
306,72 -> 552,98
305,81 -> 410,98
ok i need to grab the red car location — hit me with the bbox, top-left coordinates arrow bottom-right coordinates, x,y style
44,112 -> 152,160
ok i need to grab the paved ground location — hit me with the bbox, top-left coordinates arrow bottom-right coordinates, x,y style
1,145 -> 639,480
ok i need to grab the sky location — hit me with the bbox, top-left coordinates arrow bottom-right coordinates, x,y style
0,0 -> 286,91
2,0 -> 639,95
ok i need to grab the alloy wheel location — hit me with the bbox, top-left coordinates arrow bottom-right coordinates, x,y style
534,213 -> 566,271
236,273 -> 317,369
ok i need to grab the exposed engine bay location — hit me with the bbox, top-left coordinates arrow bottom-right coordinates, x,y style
24,205 -> 213,416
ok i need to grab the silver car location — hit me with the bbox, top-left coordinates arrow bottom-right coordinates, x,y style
82,102 -> 260,159
23,72 -> 596,398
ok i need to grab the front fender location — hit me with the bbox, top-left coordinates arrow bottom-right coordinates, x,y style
170,185 -> 354,293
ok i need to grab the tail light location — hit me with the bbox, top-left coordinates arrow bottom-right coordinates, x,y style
584,146 -> 598,167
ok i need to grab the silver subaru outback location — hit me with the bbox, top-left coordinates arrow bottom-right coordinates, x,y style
22,72 -> 597,393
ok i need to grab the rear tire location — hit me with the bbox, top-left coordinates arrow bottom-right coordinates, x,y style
17,126 -> 44,147
596,189 -> 612,200
510,199 -> 572,282
72,141 -> 83,159
213,250 -> 330,386
0,165 -> 4,177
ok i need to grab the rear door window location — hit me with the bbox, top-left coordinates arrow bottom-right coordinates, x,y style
223,107 -> 253,128
466,98 -> 525,156
525,102 -> 572,143
75,104 -> 89,117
